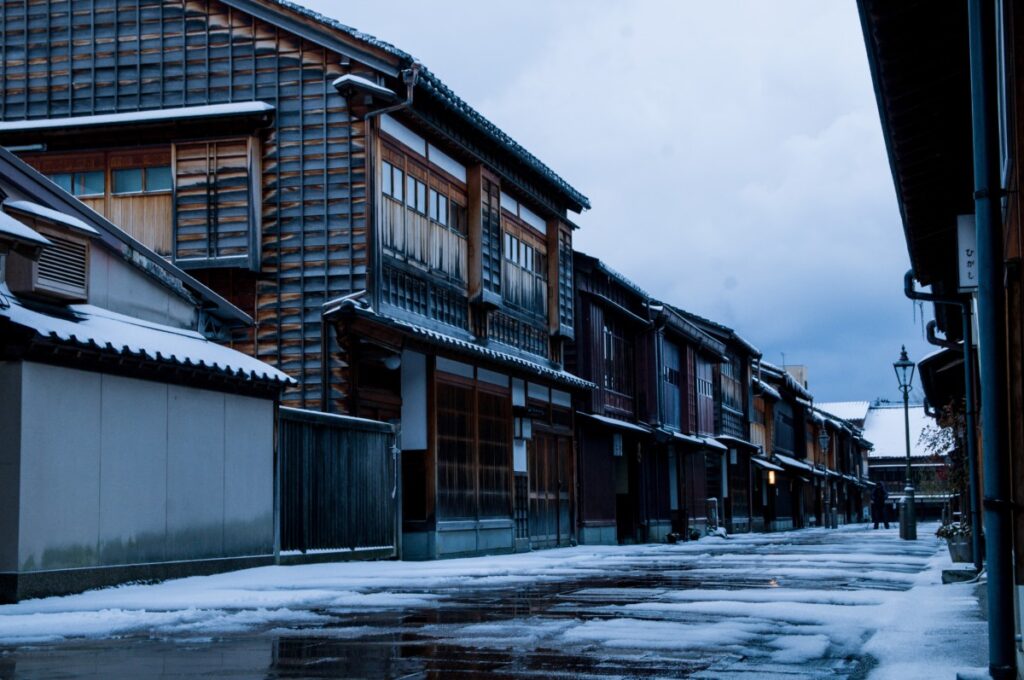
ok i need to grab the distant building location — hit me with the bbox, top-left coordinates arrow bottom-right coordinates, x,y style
858,401 -> 951,517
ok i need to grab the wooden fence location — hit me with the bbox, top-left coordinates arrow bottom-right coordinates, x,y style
278,407 -> 398,558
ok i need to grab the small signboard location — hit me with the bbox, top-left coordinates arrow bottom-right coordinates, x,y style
958,214 -> 978,292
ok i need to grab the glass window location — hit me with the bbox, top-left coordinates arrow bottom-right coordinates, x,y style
438,195 -> 448,226
112,168 -> 143,194
382,161 -> 393,197
416,180 -> 426,213
406,175 -> 416,209
429,188 -> 438,221
49,173 -> 73,193
145,165 -> 172,192
78,170 -> 105,196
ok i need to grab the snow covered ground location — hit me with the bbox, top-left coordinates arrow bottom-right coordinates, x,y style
0,524 -> 987,679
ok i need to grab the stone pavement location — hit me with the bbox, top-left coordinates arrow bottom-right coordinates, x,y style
0,523 -> 988,679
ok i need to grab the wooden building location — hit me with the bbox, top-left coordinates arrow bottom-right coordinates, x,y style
754,362 -> 813,531
0,146 -> 290,601
859,2 -> 1024,672
0,0 -> 591,559
569,254 -> 659,545
569,254 -> 753,543
671,308 -> 762,533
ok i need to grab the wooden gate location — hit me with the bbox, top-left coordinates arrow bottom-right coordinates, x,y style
278,407 -> 398,558
528,433 -> 573,547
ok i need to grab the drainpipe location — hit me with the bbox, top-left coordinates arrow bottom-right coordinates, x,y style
340,63 -> 421,313
905,274 -> 983,573
967,1 -> 1016,675
325,64 -> 421,410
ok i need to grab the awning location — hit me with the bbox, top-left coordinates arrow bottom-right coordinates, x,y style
0,209 -> 50,250
0,102 -> 276,147
578,412 -> 652,434
773,453 -> 825,476
702,437 -> 728,453
4,199 -> 99,236
325,297 -> 595,390
716,435 -> 759,451
751,457 -> 784,472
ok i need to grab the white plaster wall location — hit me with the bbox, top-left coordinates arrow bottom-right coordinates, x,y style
15,362 -> 274,572
88,246 -> 196,330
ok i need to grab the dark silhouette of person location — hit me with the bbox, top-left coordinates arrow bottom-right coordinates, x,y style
871,483 -> 890,529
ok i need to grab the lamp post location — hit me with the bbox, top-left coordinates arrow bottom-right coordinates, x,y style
894,346 -> 917,540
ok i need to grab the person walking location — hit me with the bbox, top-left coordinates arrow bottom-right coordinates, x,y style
871,483 -> 890,529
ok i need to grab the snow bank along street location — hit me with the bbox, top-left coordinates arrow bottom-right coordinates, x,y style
0,524 -> 986,679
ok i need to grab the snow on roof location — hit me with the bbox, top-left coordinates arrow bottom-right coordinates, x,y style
0,289 -> 293,385
752,376 -> 781,401
331,73 -> 396,99
817,401 -> 871,423
862,404 -> 943,458
578,412 -> 652,434
252,0 -> 589,212
4,200 -> 99,236
0,102 -> 275,133
0,210 -> 50,248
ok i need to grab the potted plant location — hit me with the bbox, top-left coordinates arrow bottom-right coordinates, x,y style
936,522 -> 972,563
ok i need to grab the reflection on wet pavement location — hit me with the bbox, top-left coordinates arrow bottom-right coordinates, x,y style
0,527 -> 940,679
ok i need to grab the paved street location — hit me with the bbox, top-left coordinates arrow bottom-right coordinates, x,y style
0,524 -> 985,679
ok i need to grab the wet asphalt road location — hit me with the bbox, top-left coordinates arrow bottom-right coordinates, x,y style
0,525 -> 945,679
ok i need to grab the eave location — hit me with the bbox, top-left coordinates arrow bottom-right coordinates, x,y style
857,0 -> 974,287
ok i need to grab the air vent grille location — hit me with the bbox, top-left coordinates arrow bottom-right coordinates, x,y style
37,235 -> 88,291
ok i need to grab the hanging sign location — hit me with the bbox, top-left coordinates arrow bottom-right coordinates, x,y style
958,214 -> 978,292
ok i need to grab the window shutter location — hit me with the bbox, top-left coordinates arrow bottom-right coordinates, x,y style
173,138 -> 256,268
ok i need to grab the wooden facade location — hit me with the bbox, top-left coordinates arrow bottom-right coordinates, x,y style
0,0 -> 592,559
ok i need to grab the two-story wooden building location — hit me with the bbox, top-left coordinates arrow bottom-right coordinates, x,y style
671,308 -> 762,534
569,253 -> 656,545
0,0 -> 591,559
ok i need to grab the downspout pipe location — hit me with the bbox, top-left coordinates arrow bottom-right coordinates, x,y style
326,64 -> 421,412
925,320 -> 959,351
967,1 -> 1016,675
904,272 -> 983,573
907,278 -> 981,559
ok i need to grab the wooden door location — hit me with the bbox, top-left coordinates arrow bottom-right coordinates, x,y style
529,433 -> 573,547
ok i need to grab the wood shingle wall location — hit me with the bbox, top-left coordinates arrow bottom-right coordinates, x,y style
0,0 -> 372,410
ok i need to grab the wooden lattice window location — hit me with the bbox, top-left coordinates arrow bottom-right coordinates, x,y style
380,144 -> 468,284
173,137 -> 258,267
557,228 -> 573,330
478,388 -> 512,518
437,380 -> 475,520
481,178 -> 502,295
602,318 -> 633,396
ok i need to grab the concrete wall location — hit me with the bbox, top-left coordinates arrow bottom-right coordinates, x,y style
13,361 -> 274,573
87,242 -> 196,330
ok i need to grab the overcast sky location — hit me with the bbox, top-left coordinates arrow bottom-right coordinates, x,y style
302,0 -> 934,403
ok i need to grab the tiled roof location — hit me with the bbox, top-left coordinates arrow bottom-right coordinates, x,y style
1,288 -> 293,386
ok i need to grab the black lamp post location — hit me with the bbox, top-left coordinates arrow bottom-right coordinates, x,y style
818,427 -> 834,529
894,345 -> 917,540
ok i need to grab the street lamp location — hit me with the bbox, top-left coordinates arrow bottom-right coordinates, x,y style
818,428 -> 835,528
894,345 -> 917,540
